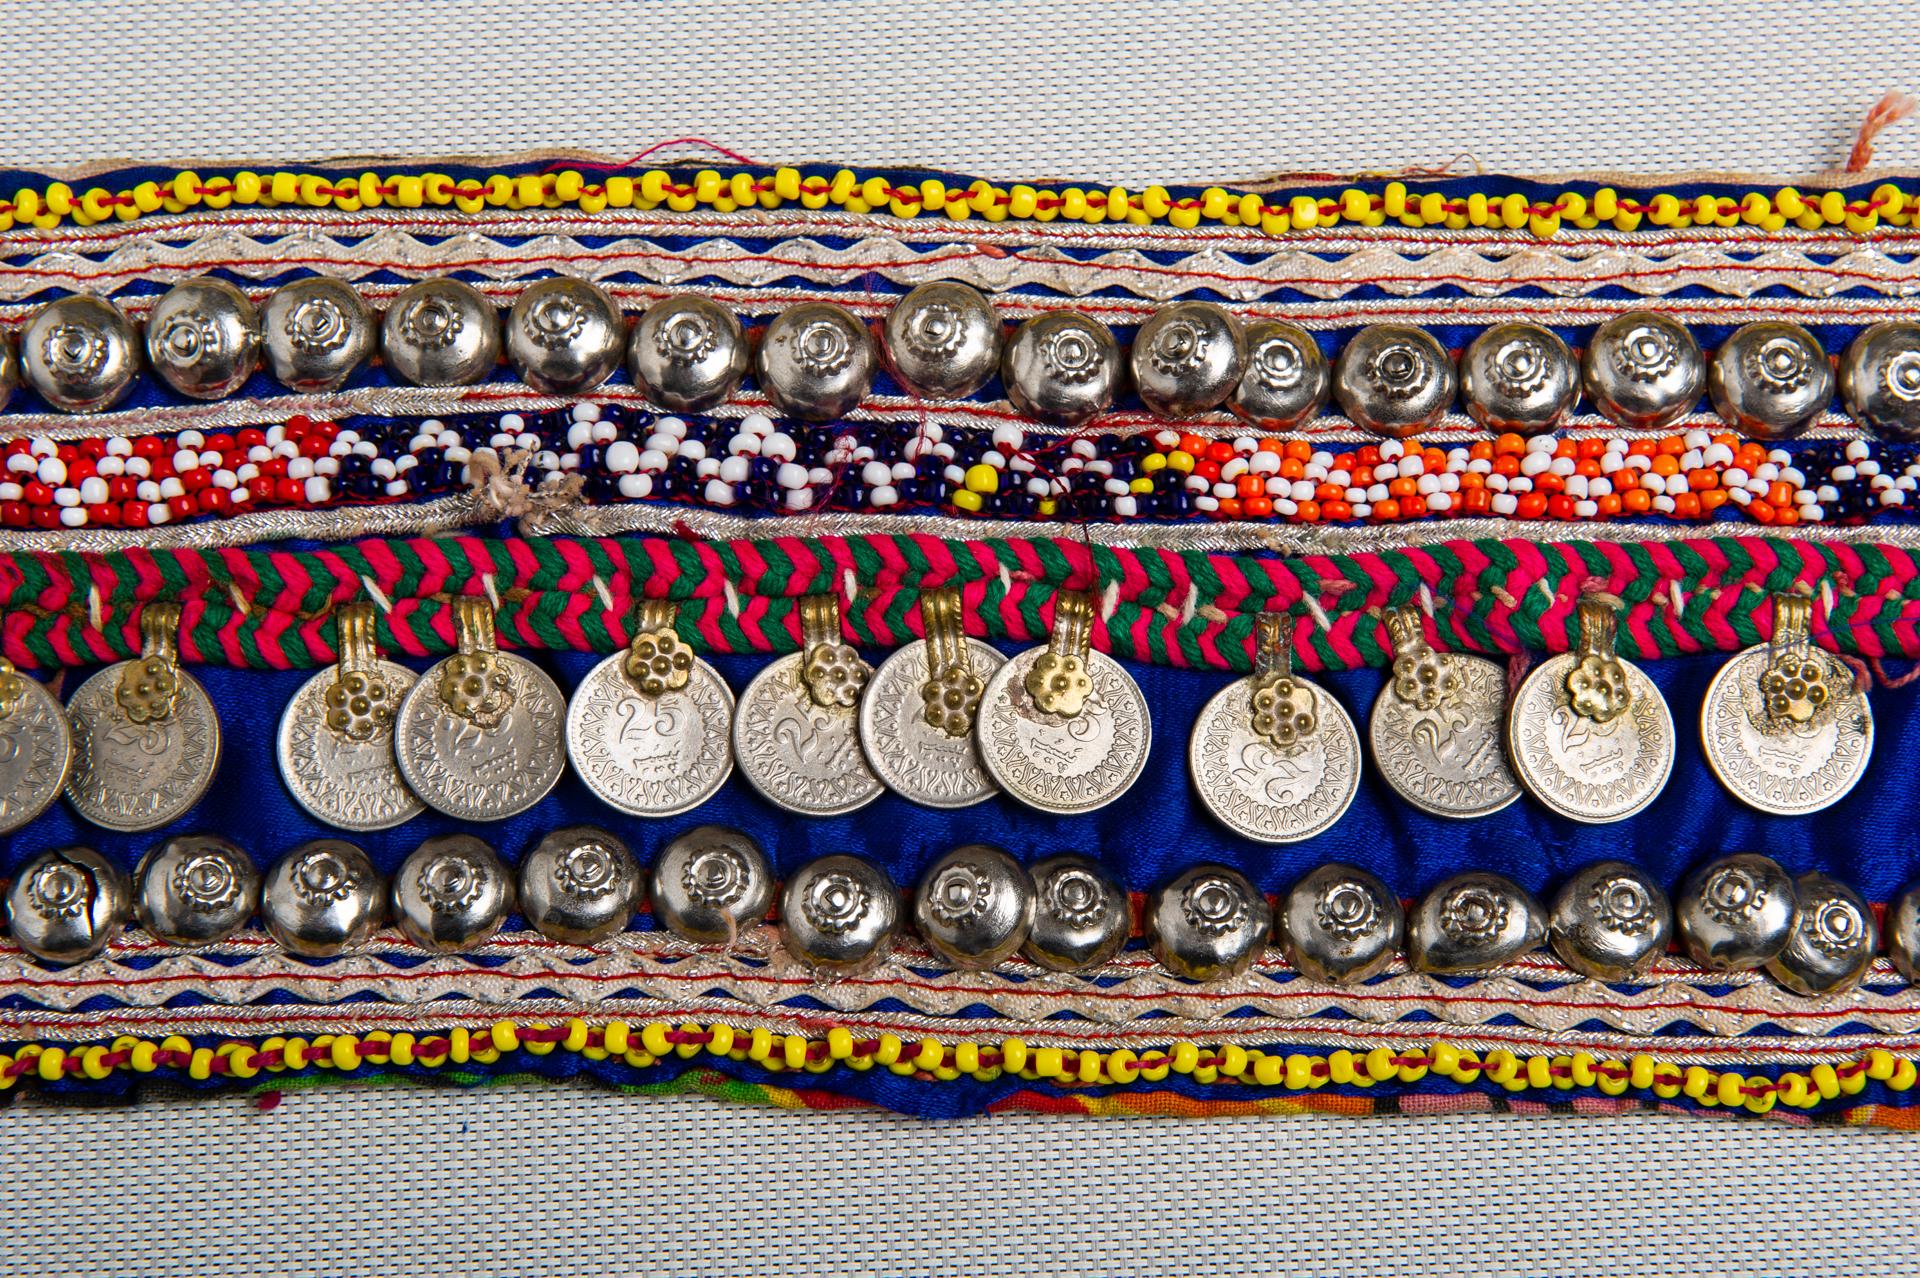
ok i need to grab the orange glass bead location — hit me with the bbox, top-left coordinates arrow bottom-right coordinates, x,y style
1278,458 -> 1305,480
1700,488 -> 1729,513
1296,498 -> 1322,522
1373,498 -> 1402,520
1494,433 -> 1526,454
1468,440 -> 1495,461
1322,499 -> 1351,520
1515,492 -> 1549,518
1650,454 -> 1681,477
1596,493 -> 1623,516
1623,488 -> 1653,513
1768,480 -> 1796,507
1258,437 -> 1287,454
1673,492 -> 1701,518
1236,474 -> 1264,498
1244,495 -> 1274,518
1215,496 -> 1242,519
1388,476 -> 1419,499
1284,439 -> 1313,461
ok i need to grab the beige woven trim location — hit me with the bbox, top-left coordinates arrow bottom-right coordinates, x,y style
4,928 -> 1915,1048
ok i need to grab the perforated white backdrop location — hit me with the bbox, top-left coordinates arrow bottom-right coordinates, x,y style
1,4 -> 1918,1275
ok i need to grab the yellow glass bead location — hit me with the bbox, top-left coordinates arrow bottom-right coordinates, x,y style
198,174 -> 233,209
1548,1055 -> 1575,1090
1819,190 -> 1847,223
1459,192 -> 1486,226
184,1047 -> 212,1081
126,182 -> 161,214
639,170 -> 670,205
706,1024 -> 734,1056
673,1023 -> 702,1060
1008,185 -> 1038,219
1682,1066 -> 1713,1099
228,1047 -> 260,1081
1240,192 -> 1268,225
1284,195 -> 1316,229
826,1027 -> 855,1061
11,189 -> 36,222
963,463 -> 999,494
954,1041 -> 981,1075
1647,193 -> 1680,224
1054,188 -> 1083,221
1366,1047 -> 1396,1082
1107,1048 -> 1139,1084
1452,1050 -> 1482,1081
1408,191 -> 1441,225
1381,182 -> 1408,218
1867,1048 -> 1897,1081
1430,1042 -> 1460,1077
1323,1049 -> 1354,1085
873,1033 -> 904,1066
760,167 -> 795,202
600,1022 -> 628,1056
824,169 -> 854,204
604,176 -> 635,207
1775,187 -> 1805,219
858,176 -> 889,208
1874,182 -> 1908,217
1193,186 -> 1226,220
1894,1059 -> 1919,1092
1109,187 -> 1132,221
1652,1069 -> 1682,1099
1715,1070 -> 1747,1107
1774,1071 -> 1809,1107
557,1019 -> 588,1054
1000,1038 -> 1028,1074
513,174 -> 543,208
80,1045 -> 112,1080
1558,191 -> 1588,221
1033,1046 -> 1065,1079
270,171 -> 301,204
166,172 -> 199,208
1138,1053 -> 1169,1083
1249,1053 -> 1281,1087
1283,1054 -> 1313,1089
1597,1061 -> 1628,1096
847,1052 -> 874,1072
783,1034 -> 810,1071
1140,186 -> 1172,218
918,179 -> 947,212
951,489 -> 983,513
1482,1049 -> 1517,1084
327,1035 -> 360,1071
1629,1055 -> 1656,1090
912,1039 -> 943,1071
637,1023 -> 670,1057
1494,192 -> 1524,229
1216,1044 -> 1248,1078
293,173 -> 326,207
381,1032 -> 414,1068
445,1027 -> 470,1065
1168,199 -> 1201,231
524,1024 -> 556,1057
1167,1041 -> 1199,1074
1078,1050 -> 1104,1084
1165,449 -> 1195,474
257,1037 -> 287,1074
79,188 -> 114,221
1529,211 -> 1561,238
1398,1053 -> 1428,1084
0,1055 -> 14,1090
1337,189 -> 1367,221
1841,1064 -> 1869,1095
489,1021 -> 519,1053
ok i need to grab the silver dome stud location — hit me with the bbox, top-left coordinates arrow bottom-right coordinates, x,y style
1767,871 -> 1876,998
1581,311 -> 1705,430
1021,853 -> 1130,972
779,854 -> 900,975
627,294 -> 749,412
1459,322 -> 1578,435
649,825 -> 775,945
144,277 -> 261,400
20,294 -> 141,413
1228,321 -> 1329,429
882,282 -> 1001,400
1408,871 -> 1545,974
5,846 -> 129,965
1547,861 -> 1672,982
133,834 -> 260,948
380,278 -> 502,386
261,839 -> 385,957
1708,320 -> 1833,439
518,825 -> 640,945
1002,310 -> 1123,425
912,843 -> 1035,970
1839,321 -> 1920,441
1277,863 -> 1403,985
1146,864 -> 1270,982
505,276 -> 626,395
0,331 -> 20,412
1889,883 -> 1920,985
1675,853 -> 1797,971
392,833 -> 514,952
1331,324 -> 1457,437
261,277 -> 376,392
756,302 -> 876,421
1130,301 -> 1245,419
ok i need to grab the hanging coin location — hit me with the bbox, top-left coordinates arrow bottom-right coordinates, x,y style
0,651 -> 74,836
1701,592 -> 1873,816
393,596 -> 565,821
733,593 -> 884,816
566,598 -> 734,817
1508,597 -> 1675,823
1189,612 -> 1359,842
64,602 -> 222,832
276,602 -> 425,832
976,590 -> 1150,815
858,586 -> 1004,809
1368,607 -> 1521,818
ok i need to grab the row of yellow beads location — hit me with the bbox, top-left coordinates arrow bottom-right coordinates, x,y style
1,167 -> 1913,239
2,1023 -> 1914,1114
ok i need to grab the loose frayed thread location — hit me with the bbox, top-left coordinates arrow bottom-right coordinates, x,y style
1848,91 -> 1918,172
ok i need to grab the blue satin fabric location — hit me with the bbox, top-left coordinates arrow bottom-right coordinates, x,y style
5,642 -> 1915,905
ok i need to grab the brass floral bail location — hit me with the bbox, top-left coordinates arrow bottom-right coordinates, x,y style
1564,596 -> 1631,723
918,587 -> 983,736
1249,611 -> 1317,748
623,598 -> 693,697
798,593 -> 869,709
115,601 -> 184,725
438,595 -> 515,727
324,602 -> 400,741
1760,592 -> 1830,725
1025,590 -> 1095,716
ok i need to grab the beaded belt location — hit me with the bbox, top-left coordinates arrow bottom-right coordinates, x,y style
5,158 -> 1920,1125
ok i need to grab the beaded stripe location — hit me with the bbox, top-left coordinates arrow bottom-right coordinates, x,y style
3,1022 -> 1914,1118
2,165 -> 1918,240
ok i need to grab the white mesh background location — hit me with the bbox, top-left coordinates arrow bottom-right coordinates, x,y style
0,0 -> 1915,182
3,4 -> 1918,1273
0,1086 -> 1912,1278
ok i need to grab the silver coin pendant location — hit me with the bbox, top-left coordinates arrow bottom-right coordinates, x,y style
859,630 -> 1005,810
0,672 -> 74,835
1368,611 -> 1520,819
65,662 -> 221,832
1191,671 -> 1360,843
567,651 -> 735,817
976,593 -> 1150,816
277,659 -> 425,832
1700,596 -> 1872,815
